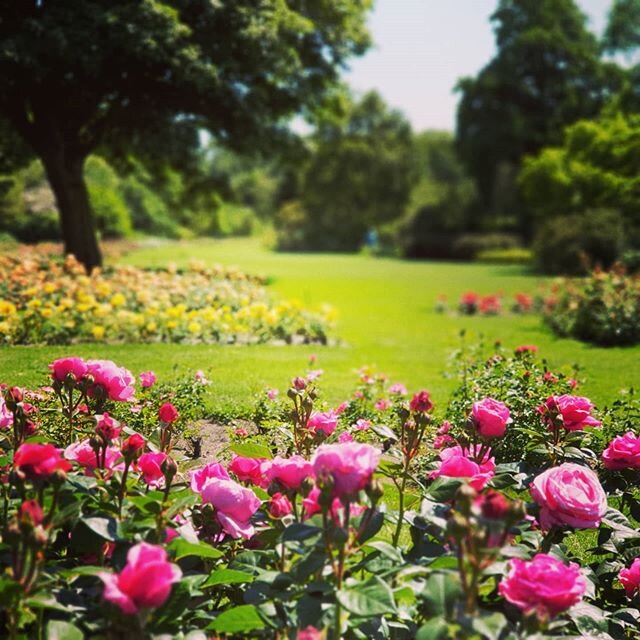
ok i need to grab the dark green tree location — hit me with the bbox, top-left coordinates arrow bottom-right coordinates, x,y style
603,0 -> 640,55
0,0 -> 371,269
455,0 -> 619,231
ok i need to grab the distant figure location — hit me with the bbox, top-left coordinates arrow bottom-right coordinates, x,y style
365,228 -> 379,251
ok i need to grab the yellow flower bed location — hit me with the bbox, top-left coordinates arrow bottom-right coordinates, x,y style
0,253 -> 334,345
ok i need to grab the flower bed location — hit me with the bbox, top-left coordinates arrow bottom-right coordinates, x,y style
0,252 -> 334,345
542,266 -> 640,346
436,291 -> 535,316
1,349 -> 640,638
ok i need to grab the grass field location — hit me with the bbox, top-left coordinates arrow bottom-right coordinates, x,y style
2,237 -> 639,414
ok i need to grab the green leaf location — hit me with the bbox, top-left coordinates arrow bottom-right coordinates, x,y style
569,602 -> 614,639
337,575 -> 398,617
371,424 -> 398,440
427,477 -> 464,502
365,540 -> 404,563
282,523 -> 323,542
472,611 -> 508,638
230,442 -> 273,459
169,539 -> 223,560
47,620 -> 83,640
80,516 -> 119,542
416,617 -> 449,640
207,604 -> 266,634
202,569 -> 255,588
420,573 -> 462,618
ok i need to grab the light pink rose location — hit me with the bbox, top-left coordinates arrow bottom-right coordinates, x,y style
306,369 -> 324,382
430,445 -> 495,490
389,383 -> 407,395
538,395 -> 601,432
619,558 -> 640,597
99,542 -> 181,614
190,462 -> 230,493
602,432 -> 640,470
529,463 -> 607,529
307,410 -> 338,436
374,399 -> 391,411
266,388 -> 279,400
0,395 -> 12,429
499,554 -> 586,620
352,419 -> 371,431
200,478 -> 261,539
228,456 -> 272,488
65,440 -> 123,477
268,455 -> 313,490
194,370 -> 210,385
137,452 -> 168,488
86,359 -> 135,402
312,443 -> 380,497
472,398 -> 511,439
49,357 -> 88,382
139,371 -> 157,388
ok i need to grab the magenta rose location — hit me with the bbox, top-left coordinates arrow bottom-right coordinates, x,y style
65,439 -> 123,477
499,554 -> 586,620
190,462 -> 230,493
14,443 -> 71,479
269,492 -> 293,518
311,442 -> 380,497
619,558 -> 640,597
268,455 -> 314,490
95,412 -> 121,441
430,444 -> 495,490
472,398 -> 511,438
307,410 -> 338,436
139,371 -> 157,388
86,359 -> 136,402
529,463 -> 607,529
100,542 -> 181,614
602,432 -> 640,470
539,395 -> 601,432
137,452 -> 167,488
49,357 -> 88,382
158,402 -> 179,423
200,477 -> 262,539
410,390 -> 433,413
228,456 -> 271,488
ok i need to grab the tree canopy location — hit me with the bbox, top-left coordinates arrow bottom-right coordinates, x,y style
0,0 -> 371,268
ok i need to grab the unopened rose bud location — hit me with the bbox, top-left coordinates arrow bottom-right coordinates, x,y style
161,456 -> 178,482
367,479 -> 385,506
158,402 -> 179,424
292,377 -> 306,391
122,433 -> 145,461
19,499 -> 44,527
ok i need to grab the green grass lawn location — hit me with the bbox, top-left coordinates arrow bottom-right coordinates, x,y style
2,237 -> 639,413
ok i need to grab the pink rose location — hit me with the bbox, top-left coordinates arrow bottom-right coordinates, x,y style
137,452 -> 168,488
14,443 -> 71,479
65,440 -> 123,476
472,398 -> 511,439
353,419 -> 371,431
297,626 -> 322,640
228,456 -> 272,488
307,410 -> 338,436
100,542 -> 181,614
266,388 -> 279,400
19,499 -> 44,526
389,383 -> 407,395
335,401 -> 349,415
602,432 -> 640,470
122,434 -> 145,460
86,360 -> 135,402
269,492 -> 293,518
139,371 -> 157,388
619,558 -> 640,597
190,462 -> 230,493
538,395 -> 601,432
312,443 -> 380,497
49,357 -> 88,382
338,432 -> 353,443
374,399 -> 391,411
410,390 -> 433,413
499,554 -> 586,620
0,395 -> 12,429
529,463 -> 607,529
200,478 -> 261,539
95,413 -> 121,441
433,434 -> 453,449
515,344 -> 538,354
158,402 -> 179,423
430,445 -> 495,490
268,455 -> 313,490
306,369 -> 324,382
302,485 -> 322,518
194,370 -> 210,385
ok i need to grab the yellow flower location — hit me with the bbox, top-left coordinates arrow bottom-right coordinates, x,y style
166,320 -> 178,330
0,300 -> 17,316
43,282 -> 56,294
188,322 -> 201,334
0,321 -> 11,334
110,293 -> 126,307
41,308 -> 53,319
146,322 -> 158,333
91,325 -> 106,339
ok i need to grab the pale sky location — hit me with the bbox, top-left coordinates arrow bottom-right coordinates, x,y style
344,0 -> 612,132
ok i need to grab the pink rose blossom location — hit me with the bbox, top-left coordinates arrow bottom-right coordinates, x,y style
228,456 -> 272,488
312,442 -> 380,497
302,485 -> 322,518
86,359 -> 135,402
234,427 -> 249,438
307,410 -> 338,436
499,554 -> 586,620
602,432 -> 640,470
538,395 -> 601,432
297,626 -> 322,640
335,401 -> 349,415
529,463 -> 607,529
389,383 -> 407,395
306,369 -> 324,382
430,445 -> 495,490
433,434 -> 454,449
194,370 -> 210,385
0,395 -> 12,429
472,398 -> 511,439
266,388 -> 279,400
338,432 -> 354,443
268,455 -> 313,490
190,462 -> 230,493
99,543 -> 181,614
374,399 -> 391,411
410,390 -> 433,413
200,478 -> 261,539
437,421 -> 451,435
139,371 -> 157,388
95,413 -> 121,441
49,357 -> 88,382
353,419 -> 371,431
65,440 -> 123,476
158,402 -> 179,423
14,443 -> 71,479
619,558 -> 640,597
137,452 -> 168,488
269,492 -> 293,518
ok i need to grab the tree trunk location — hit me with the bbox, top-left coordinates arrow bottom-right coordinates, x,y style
39,148 -> 102,272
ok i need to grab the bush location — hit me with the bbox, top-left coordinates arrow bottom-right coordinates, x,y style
533,209 -> 625,275
542,267 -> 640,346
476,247 -> 533,264
274,200 -> 310,251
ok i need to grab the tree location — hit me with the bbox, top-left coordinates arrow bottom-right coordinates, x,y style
0,1 -> 371,269
279,91 -> 415,251
603,0 -> 640,56
455,0 -> 619,231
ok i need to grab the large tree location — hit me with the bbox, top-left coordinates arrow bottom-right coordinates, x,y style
0,0 -> 371,269
455,0 -> 619,230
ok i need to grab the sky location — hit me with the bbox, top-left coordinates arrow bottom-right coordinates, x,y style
344,0 -> 613,132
